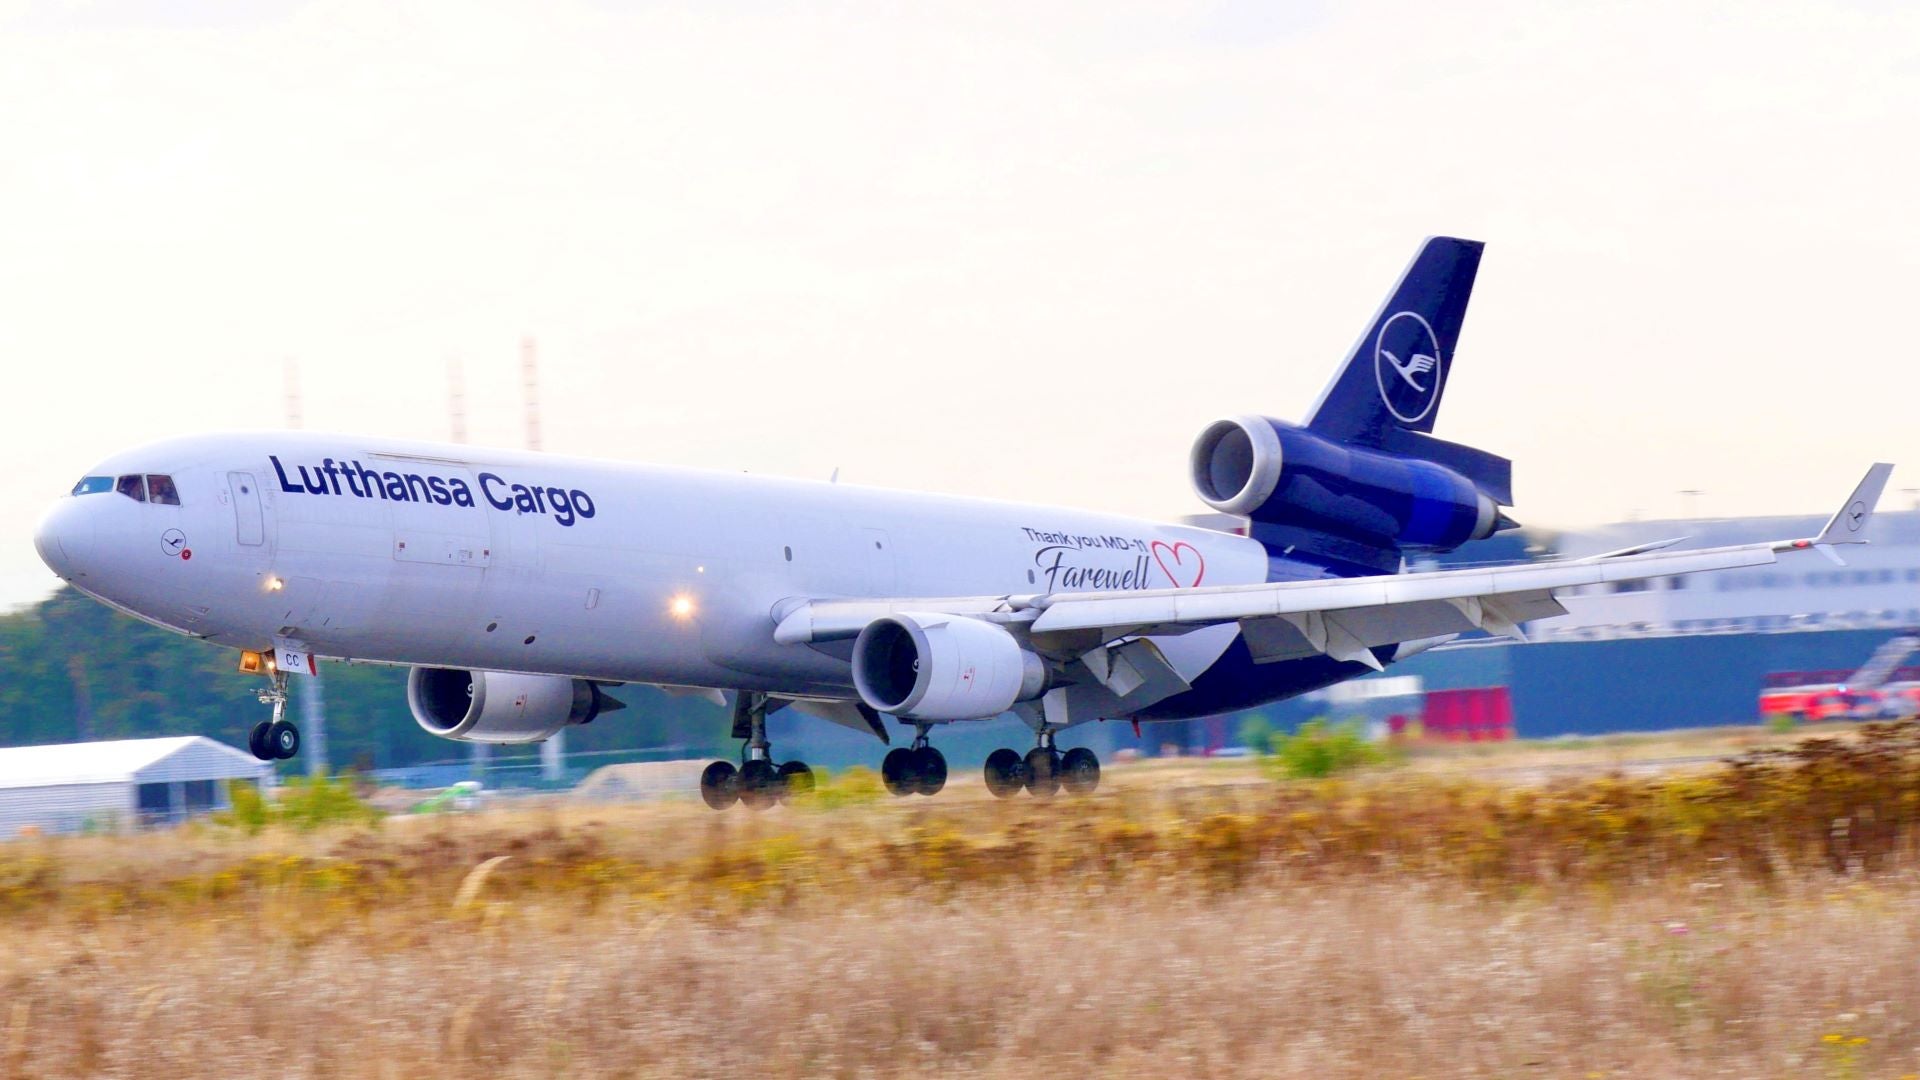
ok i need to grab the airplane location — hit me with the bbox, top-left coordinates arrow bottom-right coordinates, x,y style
32,237 -> 1896,810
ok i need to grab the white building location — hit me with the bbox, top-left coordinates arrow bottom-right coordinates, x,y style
0,736 -> 274,837
1543,508 -> 1920,637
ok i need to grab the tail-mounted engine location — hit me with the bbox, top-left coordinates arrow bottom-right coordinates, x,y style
407,667 -> 623,744
1190,415 -> 1506,555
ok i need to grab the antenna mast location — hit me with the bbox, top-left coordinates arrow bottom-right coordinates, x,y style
283,358 -> 303,431
447,357 -> 468,445
284,358 -> 329,776
521,336 -> 542,452
523,336 -> 565,782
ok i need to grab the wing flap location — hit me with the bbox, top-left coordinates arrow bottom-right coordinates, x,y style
1237,588 -> 1565,665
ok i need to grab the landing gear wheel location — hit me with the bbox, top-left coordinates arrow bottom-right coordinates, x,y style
248,721 -> 273,761
983,748 -> 1025,799
909,746 -> 947,796
777,761 -> 814,801
266,720 -> 300,761
250,669 -> 292,762
881,748 -> 918,797
1060,747 -> 1101,796
738,759 -> 779,810
699,760 -> 739,811
1024,747 -> 1059,799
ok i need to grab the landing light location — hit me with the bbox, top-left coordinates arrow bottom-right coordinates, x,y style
238,650 -> 265,674
669,594 -> 697,621
266,576 -> 285,591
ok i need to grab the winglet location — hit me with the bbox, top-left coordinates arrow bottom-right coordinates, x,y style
1813,463 -> 1894,546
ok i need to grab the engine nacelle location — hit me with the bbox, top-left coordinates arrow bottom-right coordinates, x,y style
851,613 -> 1047,722
1189,415 -> 1499,553
407,668 -> 618,744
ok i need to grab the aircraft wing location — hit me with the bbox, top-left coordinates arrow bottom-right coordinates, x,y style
775,465 -> 1894,673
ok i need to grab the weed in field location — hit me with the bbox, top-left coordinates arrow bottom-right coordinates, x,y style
215,773 -> 383,833
792,764 -> 886,810
1261,718 -> 1396,779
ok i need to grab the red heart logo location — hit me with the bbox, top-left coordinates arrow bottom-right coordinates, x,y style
1150,540 -> 1206,589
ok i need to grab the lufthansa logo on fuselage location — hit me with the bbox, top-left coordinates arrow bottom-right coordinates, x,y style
1373,310 -> 1443,425
269,455 -> 598,527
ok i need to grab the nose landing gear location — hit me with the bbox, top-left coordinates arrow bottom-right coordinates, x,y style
247,670 -> 302,762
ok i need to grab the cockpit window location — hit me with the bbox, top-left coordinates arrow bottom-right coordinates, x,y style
146,474 -> 181,506
115,474 -> 146,502
71,476 -> 113,496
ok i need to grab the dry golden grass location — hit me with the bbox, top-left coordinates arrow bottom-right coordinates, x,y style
1108,719 -> 1867,789
1396,720 -> 1873,780
6,725 -> 1920,1079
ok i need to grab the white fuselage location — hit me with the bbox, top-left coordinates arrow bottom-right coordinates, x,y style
36,433 -> 1271,700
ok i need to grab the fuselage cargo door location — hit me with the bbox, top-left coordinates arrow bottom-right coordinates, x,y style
228,472 -> 264,546
383,460 -> 492,625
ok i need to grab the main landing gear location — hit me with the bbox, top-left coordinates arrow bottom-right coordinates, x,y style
880,730 -> 947,798
983,731 -> 1100,800
700,693 -> 815,811
247,669 -> 301,762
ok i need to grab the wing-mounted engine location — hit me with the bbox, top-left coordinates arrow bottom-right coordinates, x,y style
407,667 -> 623,744
851,613 -> 1048,722
1190,415 -> 1510,559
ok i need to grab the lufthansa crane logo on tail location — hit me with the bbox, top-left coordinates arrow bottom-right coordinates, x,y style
1373,310 -> 1444,425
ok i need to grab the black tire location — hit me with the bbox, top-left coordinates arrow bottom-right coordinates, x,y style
267,720 -> 300,760
881,748 -> 918,797
983,748 -> 1024,799
911,746 -> 947,796
1024,747 -> 1059,799
248,721 -> 272,761
777,760 -> 815,800
1060,746 -> 1101,796
738,759 -> 779,810
699,760 -> 739,811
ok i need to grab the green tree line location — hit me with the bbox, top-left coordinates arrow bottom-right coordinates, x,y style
0,587 -> 732,769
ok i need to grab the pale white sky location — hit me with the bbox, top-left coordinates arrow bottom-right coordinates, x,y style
4,0 -> 1917,610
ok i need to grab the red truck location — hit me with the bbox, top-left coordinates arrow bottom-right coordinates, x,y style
1758,635 -> 1919,723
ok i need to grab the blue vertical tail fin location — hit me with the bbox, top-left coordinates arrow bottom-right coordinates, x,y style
1306,236 -> 1484,446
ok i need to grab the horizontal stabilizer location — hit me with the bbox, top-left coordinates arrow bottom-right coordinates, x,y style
1378,428 -> 1514,505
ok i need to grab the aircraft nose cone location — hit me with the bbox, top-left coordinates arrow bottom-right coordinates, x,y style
34,499 -> 92,580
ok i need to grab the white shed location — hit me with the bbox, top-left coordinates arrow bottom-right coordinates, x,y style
0,736 -> 275,836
